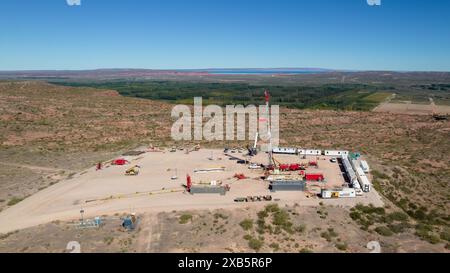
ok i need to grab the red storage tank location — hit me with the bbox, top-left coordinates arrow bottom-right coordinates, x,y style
186,175 -> 192,191
305,173 -> 324,181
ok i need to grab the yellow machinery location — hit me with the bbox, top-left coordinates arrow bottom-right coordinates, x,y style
331,192 -> 340,198
125,165 -> 140,176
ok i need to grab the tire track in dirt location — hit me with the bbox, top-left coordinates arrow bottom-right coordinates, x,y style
0,162 -> 74,173
136,213 -> 160,253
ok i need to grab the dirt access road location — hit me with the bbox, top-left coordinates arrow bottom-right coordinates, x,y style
373,95 -> 450,115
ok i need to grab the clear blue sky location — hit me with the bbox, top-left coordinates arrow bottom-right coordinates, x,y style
1,0 -> 449,71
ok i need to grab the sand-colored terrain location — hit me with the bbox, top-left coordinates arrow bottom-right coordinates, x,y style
1,81 -> 448,252
0,149 -> 382,234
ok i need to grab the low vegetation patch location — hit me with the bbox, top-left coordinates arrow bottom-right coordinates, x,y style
350,204 -> 412,236
239,219 -> 253,231
7,197 -> 24,206
179,214 -> 193,224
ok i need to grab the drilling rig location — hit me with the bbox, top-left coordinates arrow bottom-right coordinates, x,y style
264,90 -> 274,170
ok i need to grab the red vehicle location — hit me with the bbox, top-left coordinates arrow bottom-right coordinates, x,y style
234,173 -> 247,180
112,159 -> 129,166
289,164 -> 301,171
305,173 -> 324,181
279,164 -> 290,171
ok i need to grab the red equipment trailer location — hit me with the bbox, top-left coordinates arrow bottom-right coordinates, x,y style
305,173 -> 324,181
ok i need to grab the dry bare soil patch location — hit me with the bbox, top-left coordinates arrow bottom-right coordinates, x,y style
1,206 -> 446,253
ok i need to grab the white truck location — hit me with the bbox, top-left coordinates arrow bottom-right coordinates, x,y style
355,166 -> 371,192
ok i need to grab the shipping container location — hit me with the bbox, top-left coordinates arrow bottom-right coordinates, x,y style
270,180 -> 306,192
190,185 -> 228,195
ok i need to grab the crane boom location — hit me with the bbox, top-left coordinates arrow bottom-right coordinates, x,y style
253,132 -> 259,149
265,89 -> 273,168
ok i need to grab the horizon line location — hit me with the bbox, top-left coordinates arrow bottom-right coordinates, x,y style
0,67 -> 449,73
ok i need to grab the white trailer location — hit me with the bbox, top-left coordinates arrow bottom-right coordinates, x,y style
358,174 -> 371,193
355,166 -> 371,192
355,166 -> 365,177
352,179 -> 361,190
324,150 -> 349,157
321,188 -> 356,199
351,159 -> 359,171
339,188 -> 357,198
273,147 -> 298,155
305,149 -> 321,156
342,156 -> 358,185
360,160 -> 370,173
